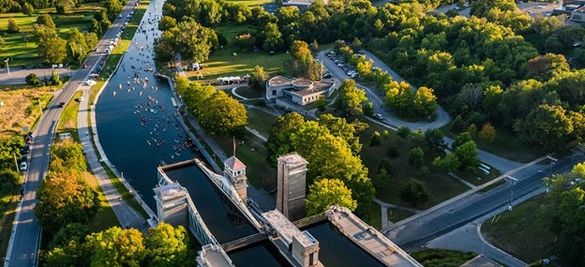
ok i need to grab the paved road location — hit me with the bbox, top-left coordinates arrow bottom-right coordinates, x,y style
385,155 -> 580,249
0,68 -> 72,85
4,1 -> 139,266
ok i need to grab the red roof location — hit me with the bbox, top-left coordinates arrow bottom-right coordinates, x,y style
224,156 -> 246,170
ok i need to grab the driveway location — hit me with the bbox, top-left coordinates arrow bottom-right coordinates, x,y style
0,68 -> 74,85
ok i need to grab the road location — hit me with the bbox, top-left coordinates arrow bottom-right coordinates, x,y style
4,1 -> 138,266
385,155 -> 580,249
0,68 -> 72,86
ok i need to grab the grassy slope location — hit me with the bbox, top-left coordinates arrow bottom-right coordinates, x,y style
0,3 -> 103,66
481,195 -> 554,264
360,122 -> 469,209
0,86 -> 55,136
246,108 -> 276,138
186,23 -> 291,81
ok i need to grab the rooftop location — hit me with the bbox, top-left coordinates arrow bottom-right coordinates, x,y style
224,156 -> 246,171
278,152 -> 309,168
197,244 -> 235,267
153,183 -> 186,199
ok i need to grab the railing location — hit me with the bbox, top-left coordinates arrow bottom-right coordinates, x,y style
221,232 -> 267,252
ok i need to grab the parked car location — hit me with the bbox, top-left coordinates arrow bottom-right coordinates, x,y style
19,162 -> 27,172
373,113 -> 384,120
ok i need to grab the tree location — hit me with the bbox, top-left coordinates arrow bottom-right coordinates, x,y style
25,73 -> 42,86
159,16 -> 176,31
49,223 -> 90,249
451,132 -> 472,151
397,126 -> 411,138
385,81 -> 412,118
86,227 -> 146,266
267,112 -> 306,162
454,141 -> 479,171
104,0 -> 123,20
370,131 -> 381,146
432,153 -> 460,172
248,65 -> 268,91
36,171 -> 100,232
55,0 -> 75,14
338,79 -> 368,118
400,179 -> 429,206
50,70 -> 61,85
198,91 -> 248,136
407,147 -> 424,168
424,128 -> 445,152
306,178 -> 357,215
525,54 -> 569,81
144,223 -> 193,267
51,139 -> 86,172
22,2 -> 34,15
413,87 -> 437,118
37,14 -> 55,29
0,169 -> 21,194
67,28 -> 89,64
478,122 -> 496,143
261,22 -> 283,52
155,21 -> 217,63
7,18 -> 20,33
38,36 -> 67,64
514,104 -> 574,151
372,168 -> 390,189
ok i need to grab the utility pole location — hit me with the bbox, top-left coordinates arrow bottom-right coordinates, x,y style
547,155 -> 558,175
4,58 -> 10,76
13,152 -> 19,172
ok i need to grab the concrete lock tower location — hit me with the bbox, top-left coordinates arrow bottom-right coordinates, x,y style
223,155 -> 248,203
276,153 -> 309,221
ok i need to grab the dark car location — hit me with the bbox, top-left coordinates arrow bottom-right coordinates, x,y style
58,102 -> 66,108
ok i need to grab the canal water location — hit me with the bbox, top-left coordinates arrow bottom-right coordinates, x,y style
164,164 -> 256,243
95,0 -> 383,265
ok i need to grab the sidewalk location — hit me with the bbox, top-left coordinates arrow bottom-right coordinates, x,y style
77,87 -> 146,229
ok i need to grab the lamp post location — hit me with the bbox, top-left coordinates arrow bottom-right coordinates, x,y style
505,175 -> 518,211
4,58 -> 10,76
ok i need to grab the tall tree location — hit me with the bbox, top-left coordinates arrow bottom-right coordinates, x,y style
86,227 -> 146,266
144,223 -> 193,267
306,178 -> 357,215
338,79 -> 369,118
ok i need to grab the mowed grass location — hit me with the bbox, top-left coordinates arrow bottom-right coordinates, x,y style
187,23 -> 292,82
0,3 -> 104,67
246,107 -> 276,138
82,171 -> 120,232
481,194 -> 554,264
57,90 -> 82,135
360,122 -> 469,209
0,86 -> 55,136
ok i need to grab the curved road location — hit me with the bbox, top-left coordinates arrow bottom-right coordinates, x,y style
4,1 -> 138,266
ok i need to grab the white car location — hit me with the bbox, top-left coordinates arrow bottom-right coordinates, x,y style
85,80 -> 97,86
19,162 -> 27,171
373,113 -> 384,120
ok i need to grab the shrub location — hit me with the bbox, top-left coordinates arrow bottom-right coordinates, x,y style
382,130 -> 390,139
7,19 -> 20,33
387,146 -> 399,157
50,71 -> 61,85
407,147 -> 424,168
370,131 -> 382,146
400,179 -> 430,206
397,126 -> 411,138
26,73 -> 42,86
378,158 -> 392,174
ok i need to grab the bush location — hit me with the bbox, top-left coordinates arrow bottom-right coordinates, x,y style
400,179 -> 430,206
407,147 -> 424,168
7,19 -> 20,33
397,126 -> 411,138
373,168 -> 390,189
387,146 -> 399,157
370,131 -> 382,146
378,158 -> 392,174
26,73 -> 42,86
382,130 -> 390,139
50,71 -> 61,85
450,115 -> 466,133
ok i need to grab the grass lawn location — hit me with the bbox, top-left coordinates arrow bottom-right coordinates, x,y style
215,132 -> 277,191
235,85 -> 264,99
481,194 -> 554,264
360,122 -> 469,209
246,107 -> 276,138
186,23 -> 292,82
0,3 -> 104,67
442,126 -> 542,164
362,202 -> 381,230
57,91 -> 82,135
411,249 -> 476,267
223,0 -> 274,6
82,171 -> 120,232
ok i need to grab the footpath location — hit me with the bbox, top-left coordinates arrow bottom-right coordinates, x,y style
77,86 -> 147,229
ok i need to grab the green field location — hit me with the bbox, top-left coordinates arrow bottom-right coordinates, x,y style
246,108 -> 276,138
360,122 -> 469,209
187,23 -> 292,81
481,195 -> 554,264
0,3 -> 104,67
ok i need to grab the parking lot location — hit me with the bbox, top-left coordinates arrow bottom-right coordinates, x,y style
517,1 -> 559,17
325,50 -> 359,79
